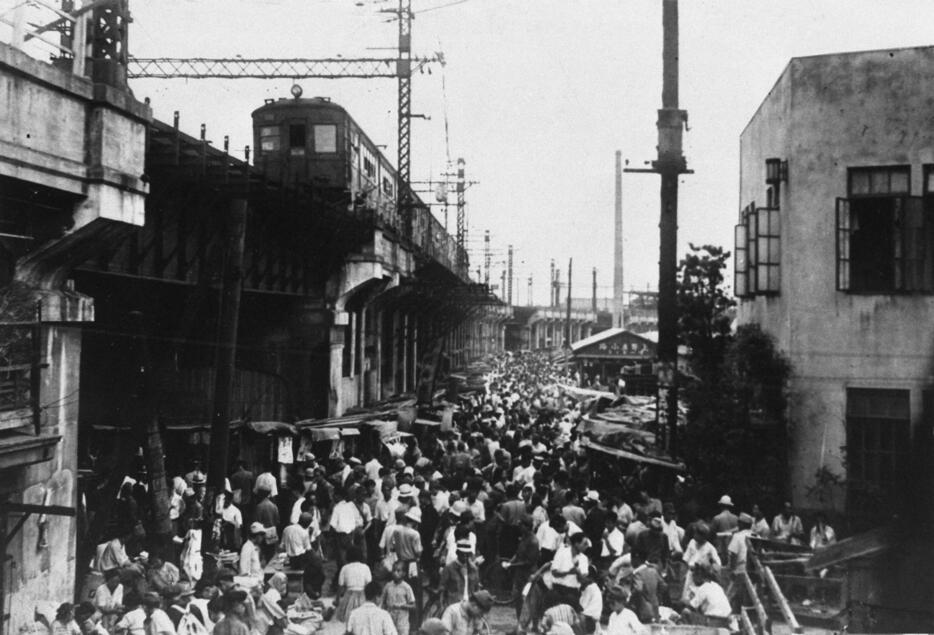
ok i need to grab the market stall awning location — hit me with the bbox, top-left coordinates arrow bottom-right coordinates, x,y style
580,436 -> 684,471
558,384 -> 617,401
244,420 -> 296,435
307,427 -> 341,441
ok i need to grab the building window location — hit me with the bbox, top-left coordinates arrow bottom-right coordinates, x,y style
734,202 -> 780,297
846,388 -> 910,519
382,176 -> 394,197
314,124 -> 337,153
259,125 -> 280,153
289,124 -> 306,156
363,156 -> 376,179
836,165 -> 932,292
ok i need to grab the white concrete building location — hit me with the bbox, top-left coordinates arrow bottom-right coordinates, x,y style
736,46 -> 934,524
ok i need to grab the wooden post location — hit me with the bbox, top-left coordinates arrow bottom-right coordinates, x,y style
204,198 -> 247,551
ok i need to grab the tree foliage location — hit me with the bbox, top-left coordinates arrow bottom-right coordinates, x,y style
676,245 -> 792,512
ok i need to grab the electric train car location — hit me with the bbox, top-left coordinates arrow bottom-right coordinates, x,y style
251,90 -> 460,272
251,92 -> 401,218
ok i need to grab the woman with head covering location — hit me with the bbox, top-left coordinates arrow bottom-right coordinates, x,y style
254,572 -> 289,635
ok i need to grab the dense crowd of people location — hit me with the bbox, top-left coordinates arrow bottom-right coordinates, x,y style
62,351 -> 836,635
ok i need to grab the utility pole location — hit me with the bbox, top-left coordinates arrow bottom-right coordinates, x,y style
396,0 -> 414,239
527,275 -> 532,307
554,269 -> 561,308
592,267 -> 598,313
614,150 -> 625,327
564,258 -> 573,373
624,0 -> 690,457
549,260 -> 556,306
204,198 -> 247,550
483,230 -> 491,285
507,245 -> 514,306
456,158 -> 467,274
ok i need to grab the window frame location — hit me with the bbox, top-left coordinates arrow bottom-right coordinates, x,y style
313,124 -> 338,154
845,387 -> 910,520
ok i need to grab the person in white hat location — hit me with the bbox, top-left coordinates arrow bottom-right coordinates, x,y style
711,495 -> 738,537
389,507 -> 423,578
440,539 -> 479,608
239,522 -> 266,580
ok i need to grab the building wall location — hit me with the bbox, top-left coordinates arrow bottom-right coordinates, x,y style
738,47 -> 934,513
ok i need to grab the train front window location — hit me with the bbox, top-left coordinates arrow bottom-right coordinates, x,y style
289,124 -> 306,156
314,125 -> 337,153
259,126 -> 280,152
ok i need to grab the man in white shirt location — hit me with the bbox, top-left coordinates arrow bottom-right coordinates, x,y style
365,457 -> 383,483
280,512 -> 313,568
661,502 -> 684,556
601,513 -> 627,566
548,532 -> 589,606
726,513 -> 754,611
332,488 -> 365,574
605,585 -> 642,635
682,565 -> 732,628
140,592 -> 176,635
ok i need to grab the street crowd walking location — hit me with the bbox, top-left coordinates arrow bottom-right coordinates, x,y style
62,351 -> 835,635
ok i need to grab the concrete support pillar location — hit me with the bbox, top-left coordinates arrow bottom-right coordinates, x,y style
328,318 -> 346,417
402,313 -> 410,393
357,307 -> 366,406
411,315 -> 419,393
391,311 -> 401,395
375,309 -> 383,404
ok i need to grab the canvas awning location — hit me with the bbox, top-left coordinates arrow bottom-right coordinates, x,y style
580,436 -> 684,471
245,420 -> 296,436
307,427 -> 341,442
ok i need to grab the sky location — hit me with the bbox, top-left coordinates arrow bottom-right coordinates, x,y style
121,0 -> 934,306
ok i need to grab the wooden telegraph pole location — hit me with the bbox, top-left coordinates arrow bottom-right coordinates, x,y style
625,0 -> 691,456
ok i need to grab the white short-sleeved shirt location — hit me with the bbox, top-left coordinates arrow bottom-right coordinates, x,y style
551,545 -> 588,588
606,608 -> 643,635
690,581 -> 732,618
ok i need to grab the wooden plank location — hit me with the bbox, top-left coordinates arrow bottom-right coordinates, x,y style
762,564 -> 803,634
739,608 -> 757,635
741,571 -> 769,635
805,526 -> 893,571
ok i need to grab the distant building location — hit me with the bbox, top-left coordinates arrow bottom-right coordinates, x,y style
736,46 -> 934,526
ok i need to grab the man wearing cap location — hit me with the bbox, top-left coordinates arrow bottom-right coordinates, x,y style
440,539 -> 480,608
239,522 -> 265,579
391,507 -> 424,575
440,590 -> 492,635
726,513 -> 754,611
711,495 -> 739,537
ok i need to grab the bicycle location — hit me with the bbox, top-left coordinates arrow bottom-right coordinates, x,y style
480,556 -> 521,606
